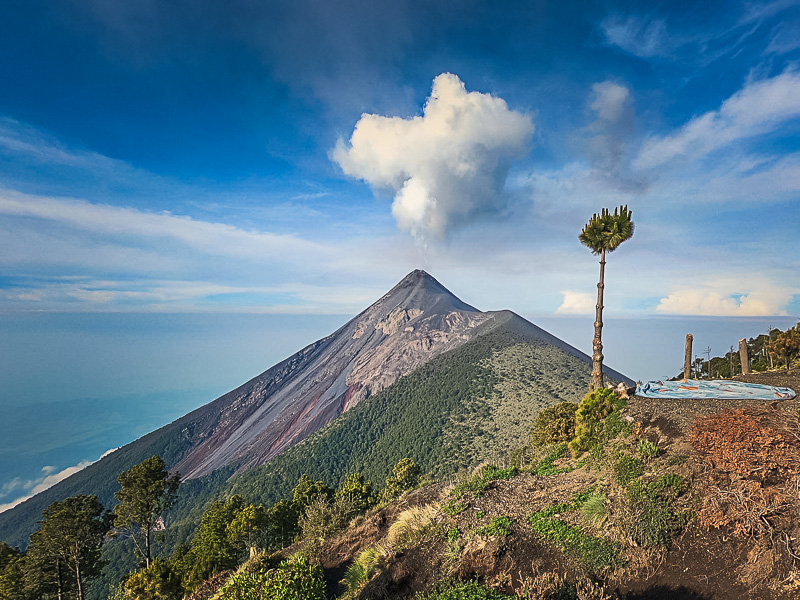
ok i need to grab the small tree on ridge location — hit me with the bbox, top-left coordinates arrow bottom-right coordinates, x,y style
113,455 -> 180,569
579,205 -> 634,390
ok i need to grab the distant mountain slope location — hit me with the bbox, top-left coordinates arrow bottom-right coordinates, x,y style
0,270 -> 631,549
204,311 -> 630,513
174,269 -> 492,480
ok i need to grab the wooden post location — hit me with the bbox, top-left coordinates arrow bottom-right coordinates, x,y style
739,338 -> 750,375
684,334 -> 693,380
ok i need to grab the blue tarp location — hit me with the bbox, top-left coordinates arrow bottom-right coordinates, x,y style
636,379 -> 796,400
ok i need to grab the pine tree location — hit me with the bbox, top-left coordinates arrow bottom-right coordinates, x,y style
25,495 -> 107,600
113,456 -> 180,569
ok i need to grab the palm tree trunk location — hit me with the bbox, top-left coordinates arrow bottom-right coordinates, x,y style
592,250 -> 606,390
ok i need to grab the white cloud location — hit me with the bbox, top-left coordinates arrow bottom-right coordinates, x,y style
601,16 -> 673,58
0,457 -> 103,514
0,188 -> 432,314
0,190 -> 324,262
656,279 -> 796,316
333,73 -> 534,240
556,291 -> 595,315
634,70 -> 800,170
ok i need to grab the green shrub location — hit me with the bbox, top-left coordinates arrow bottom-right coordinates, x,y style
625,475 -> 690,548
441,499 -> 469,516
447,527 -> 460,543
422,580 -> 514,599
445,527 -> 463,561
452,465 -> 518,498
613,455 -> 644,486
124,559 -> 183,600
218,555 -> 325,600
477,516 -> 513,537
380,458 -> 421,503
531,402 -> 578,446
569,390 -> 624,456
298,494 -> 356,553
532,443 -> 572,476
637,440 -> 659,459
600,410 -> 631,442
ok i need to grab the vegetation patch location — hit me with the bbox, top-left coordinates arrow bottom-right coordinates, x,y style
477,516 -> 514,537
419,580 -> 514,600
624,475 -> 690,548
451,465 -> 518,498
217,555 -> 326,600
531,443 -> 572,476
637,439 -> 659,459
441,499 -> 469,516
613,454 -> 644,486
528,490 -> 622,574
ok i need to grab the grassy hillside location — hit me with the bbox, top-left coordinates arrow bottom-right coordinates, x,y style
205,376 -> 800,600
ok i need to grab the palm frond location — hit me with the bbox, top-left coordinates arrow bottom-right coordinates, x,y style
579,205 -> 634,254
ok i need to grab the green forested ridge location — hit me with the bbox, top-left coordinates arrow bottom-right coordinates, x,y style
3,313 -> 621,599
92,316 -> 604,597
220,318 -> 598,510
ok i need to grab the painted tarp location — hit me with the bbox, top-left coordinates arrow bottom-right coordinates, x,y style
636,379 -> 796,400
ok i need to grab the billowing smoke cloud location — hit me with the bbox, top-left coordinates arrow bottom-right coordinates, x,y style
333,73 -> 534,240
583,81 -> 646,192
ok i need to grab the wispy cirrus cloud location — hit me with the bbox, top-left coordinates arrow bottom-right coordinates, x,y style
602,1 -> 800,64
634,70 -> 800,170
601,16 -> 674,58
0,189 -> 415,313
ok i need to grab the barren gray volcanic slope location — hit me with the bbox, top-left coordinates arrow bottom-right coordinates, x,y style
175,270 -> 494,479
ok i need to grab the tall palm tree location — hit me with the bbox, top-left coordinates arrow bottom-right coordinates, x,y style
579,205 -> 634,390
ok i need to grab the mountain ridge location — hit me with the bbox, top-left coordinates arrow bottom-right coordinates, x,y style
0,270 -> 631,550
173,269 -> 495,479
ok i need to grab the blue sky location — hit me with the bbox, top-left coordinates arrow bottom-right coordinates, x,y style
1,0 -> 800,510
1,0 -> 799,318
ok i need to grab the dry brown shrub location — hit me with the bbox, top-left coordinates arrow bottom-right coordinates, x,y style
690,409 -> 799,481
689,408 -> 800,535
184,570 -> 231,600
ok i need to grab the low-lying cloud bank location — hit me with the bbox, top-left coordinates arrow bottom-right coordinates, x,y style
0,448 -> 117,514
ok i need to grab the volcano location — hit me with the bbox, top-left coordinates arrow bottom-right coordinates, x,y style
0,270 -> 631,548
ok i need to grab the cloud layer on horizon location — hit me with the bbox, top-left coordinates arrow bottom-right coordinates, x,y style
0,449 -> 117,514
